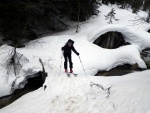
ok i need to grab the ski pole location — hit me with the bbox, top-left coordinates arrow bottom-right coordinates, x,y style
78,56 -> 87,77
58,51 -> 63,76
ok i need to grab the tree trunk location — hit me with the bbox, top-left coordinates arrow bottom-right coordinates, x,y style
13,47 -> 17,76
76,0 -> 80,33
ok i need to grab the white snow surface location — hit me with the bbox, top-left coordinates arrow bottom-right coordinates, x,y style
1,71 -> 150,113
0,4 -> 150,113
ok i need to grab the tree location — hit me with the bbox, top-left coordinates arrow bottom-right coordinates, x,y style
62,0 -> 100,33
0,0 -> 67,47
143,0 -> 150,11
102,0 -> 145,12
0,0 -> 101,44
102,0 -> 109,5
69,0 -> 101,21
146,11 -> 150,23
0,0 -> 67,81
76,0 -> 80,33
128,14 -> 149,28
131,0 -> 143,13
105,8 -> 119,24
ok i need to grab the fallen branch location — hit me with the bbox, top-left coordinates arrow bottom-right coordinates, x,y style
39,58 -> 48,82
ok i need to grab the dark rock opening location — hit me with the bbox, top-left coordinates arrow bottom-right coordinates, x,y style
93,31 -> 130,49
148,29 -> 150,33
0,71 -> 47,109
141,48 -> 150,69
95,64 -> 143,76
24,72 -> 45,90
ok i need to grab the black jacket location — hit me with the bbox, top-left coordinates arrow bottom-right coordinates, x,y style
62,39 -> 79,55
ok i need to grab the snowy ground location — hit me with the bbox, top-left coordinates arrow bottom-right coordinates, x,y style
1,71 -> 150,113
0,4 -> 150,113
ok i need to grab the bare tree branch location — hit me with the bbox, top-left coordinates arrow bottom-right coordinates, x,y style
128,14 -> 149,27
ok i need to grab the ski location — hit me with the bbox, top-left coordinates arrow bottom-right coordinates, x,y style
69,73 -> 78,76
66,72 -> 70,77
65,72 -> 77,77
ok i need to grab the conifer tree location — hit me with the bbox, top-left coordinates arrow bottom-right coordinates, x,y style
143,0 -> 150,11
0,0 -> 101,46
0,0 -> 67,47
105,8 -> 119,24
146,12 -> 150,23
69,0 -> 101,21
131,0 -> 143,13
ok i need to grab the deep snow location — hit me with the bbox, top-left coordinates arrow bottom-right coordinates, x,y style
0,4 -> 150,113
1,71 -> 150,113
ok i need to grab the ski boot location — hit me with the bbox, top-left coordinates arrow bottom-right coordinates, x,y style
70,68 -> 73,73
65,69 -> 68,73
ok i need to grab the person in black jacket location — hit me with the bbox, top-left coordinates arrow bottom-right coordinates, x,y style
61,39 -> 79,73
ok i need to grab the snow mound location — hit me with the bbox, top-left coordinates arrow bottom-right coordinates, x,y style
1,71 -> 150,113
88,24 -> 150,50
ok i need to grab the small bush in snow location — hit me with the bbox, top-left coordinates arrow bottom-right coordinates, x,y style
105,8 -> 119,24
128,14 -> 150,27
1,48 -> 29,82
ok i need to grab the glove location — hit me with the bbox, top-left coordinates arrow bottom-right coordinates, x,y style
77,53 -> 80,56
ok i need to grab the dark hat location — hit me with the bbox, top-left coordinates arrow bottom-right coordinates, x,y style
67,39 -> 74,44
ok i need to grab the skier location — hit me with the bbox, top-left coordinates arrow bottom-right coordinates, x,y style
61,39 -> 79,73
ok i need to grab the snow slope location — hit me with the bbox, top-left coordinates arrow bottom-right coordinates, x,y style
0,4 -> 150,113
1,71 -> 150,113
